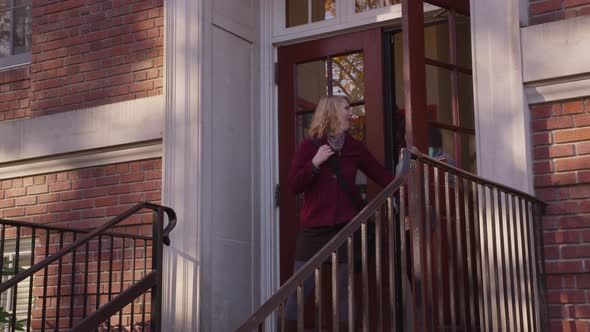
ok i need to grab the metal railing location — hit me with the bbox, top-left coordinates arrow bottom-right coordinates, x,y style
0,202 -> 176,332
236,147 -> 547,331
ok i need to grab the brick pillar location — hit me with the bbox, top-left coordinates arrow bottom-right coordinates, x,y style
531,99 -> 590,331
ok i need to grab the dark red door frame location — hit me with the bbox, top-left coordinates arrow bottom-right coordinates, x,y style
402,0 -> 470,153
402,0 -> 429,152
277,28 -> 384,283
427,0 -> 470,15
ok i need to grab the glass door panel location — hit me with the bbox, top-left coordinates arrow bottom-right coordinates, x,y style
278,28 -> 384,284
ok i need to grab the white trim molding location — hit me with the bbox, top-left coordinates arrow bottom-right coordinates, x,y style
471,0 -> 534,194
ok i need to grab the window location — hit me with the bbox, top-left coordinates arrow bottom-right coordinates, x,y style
0,238 -> 32,331
0,0 -> 31,68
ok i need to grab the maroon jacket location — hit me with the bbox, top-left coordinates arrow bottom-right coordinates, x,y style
287,134 -> 395,228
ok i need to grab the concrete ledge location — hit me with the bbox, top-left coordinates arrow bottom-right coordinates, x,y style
0,142 -> 162,179
0,96 -> 164,163
522,16 -> 590,83
526,77 -> 590,104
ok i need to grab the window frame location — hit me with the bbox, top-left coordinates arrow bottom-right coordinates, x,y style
272,0 -> 440,45
0,0 -> 32,70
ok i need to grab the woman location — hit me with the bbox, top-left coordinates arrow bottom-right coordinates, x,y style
285,95 -> 394,325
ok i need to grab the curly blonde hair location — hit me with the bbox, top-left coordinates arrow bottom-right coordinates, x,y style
308,96 -> 349,139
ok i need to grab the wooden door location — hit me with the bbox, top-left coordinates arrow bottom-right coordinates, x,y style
277,28 -> 385,283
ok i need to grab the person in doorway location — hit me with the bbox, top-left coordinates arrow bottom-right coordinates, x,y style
285,95 -> 395,328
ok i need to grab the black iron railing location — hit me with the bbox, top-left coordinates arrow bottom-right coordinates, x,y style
236,147 -> 546,332
0,202 -> 176,332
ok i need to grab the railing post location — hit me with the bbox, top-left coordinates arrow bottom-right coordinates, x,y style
151,208 -> 165,332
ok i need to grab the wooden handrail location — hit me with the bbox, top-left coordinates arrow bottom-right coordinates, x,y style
408,147 -> 546,206
236,148 -> 412,332
236,146 -> 546,331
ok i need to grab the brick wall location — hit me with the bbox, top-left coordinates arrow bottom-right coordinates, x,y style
531,99 -> 590,331
530,0 -> 590,25
0,158 -> 161,330
0,66 -> 31,122
0,158 -> 162,230
0,0 -> 163,123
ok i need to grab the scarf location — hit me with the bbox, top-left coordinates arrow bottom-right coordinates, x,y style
327,133 -> 345,152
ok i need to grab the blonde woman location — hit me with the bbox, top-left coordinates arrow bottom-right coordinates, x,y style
285,95 -> 394,326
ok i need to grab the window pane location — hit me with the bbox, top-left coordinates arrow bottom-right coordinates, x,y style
16,0 -> 31,6
13,5 -> 31,55
286,0 -> 308,27
355,0 -> 399,13
296,112 -> 314,144
331,53 -> 364,102
297,59 -> 328,113
0,1 -> 9,11
424,16 -> 450,64
428,126 -> 456,167
425,64 -> 452,125
350,104 -> 365,142
311,0 -> 335,22
458,72 -> 474,129
460,133 -> 477,173
456,14 -> 472,69
0,10 -> 10,57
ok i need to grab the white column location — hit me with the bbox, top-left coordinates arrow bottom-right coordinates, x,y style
471,0 -> 533,193
162,0 -> 203,331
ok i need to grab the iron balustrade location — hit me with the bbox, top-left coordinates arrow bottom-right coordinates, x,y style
0,202 -> 176,332
236,147 -> 547,332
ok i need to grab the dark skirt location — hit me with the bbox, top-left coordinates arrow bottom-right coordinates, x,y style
294,223 -> 349,263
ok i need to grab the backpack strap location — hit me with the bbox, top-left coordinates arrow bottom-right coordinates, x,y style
310,139 -> 361,211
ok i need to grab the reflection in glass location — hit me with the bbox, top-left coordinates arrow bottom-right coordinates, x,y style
331,53 -> 364,102
460,133 -> 477,173
312,0 -> 336,22
355,0 -> 400,13
428,126 -> 456,167
297,60 -> 328,111
349,105 -> 366,142
424,17 -> 450,64
287,0 -> 335,27
0,9 -> 10,57
13,5 -> 31,55
458,72 -> 474,129
425,64 -> 452,125
286,0 -> 308,27
296,112 -> 314,144
0,1 -> 8,11
16,0 -> 31,6
456,14 -> 472,69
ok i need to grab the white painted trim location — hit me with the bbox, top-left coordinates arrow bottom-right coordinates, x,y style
0,96 -> 164,163
0,143 -> 162,180
526,77 -> 590,105
259,0 -> 280,329
471,0 -> 533,194
162,0 -> 203,331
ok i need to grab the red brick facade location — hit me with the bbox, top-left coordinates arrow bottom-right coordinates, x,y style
0,159 -> 162,229
0,0 -> 163,123
531,99 -> 590,331
0,159 -> 161,329
530,0 -> 590,25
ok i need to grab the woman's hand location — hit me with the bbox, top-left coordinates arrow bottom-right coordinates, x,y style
312,144 -> 334,168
